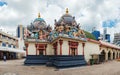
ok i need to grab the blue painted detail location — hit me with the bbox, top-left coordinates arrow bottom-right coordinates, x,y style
34,32 -> 39,39
34,18 -> 44,22
71,27 -> 78,32
68,31 -> 74,38
53,32 -> 58,38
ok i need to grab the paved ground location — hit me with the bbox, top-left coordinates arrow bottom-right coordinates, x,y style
0,59 -> 120,75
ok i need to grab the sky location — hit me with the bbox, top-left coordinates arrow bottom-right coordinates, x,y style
0,0 -> 120,42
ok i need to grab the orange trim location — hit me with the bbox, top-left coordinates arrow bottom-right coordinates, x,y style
68,41 -> 70,55
87,38 -> 99,44
99,40 -> 120,50
59,40 -> 63,55
53,42 -> 58,55
88,38 -> 120,50
70,46 -> 78,48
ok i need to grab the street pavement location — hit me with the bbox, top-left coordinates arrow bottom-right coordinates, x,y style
0,59 -> 120,75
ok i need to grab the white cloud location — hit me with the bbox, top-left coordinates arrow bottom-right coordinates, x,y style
0,0 -> 120,42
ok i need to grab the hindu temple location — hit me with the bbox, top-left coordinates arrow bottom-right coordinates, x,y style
24,8 -> 120,68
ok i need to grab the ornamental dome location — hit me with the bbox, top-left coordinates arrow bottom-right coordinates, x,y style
56,8 -> 77,26
32,13 -> 47,30
27,13 -> 47,32
33,13 -> 46,29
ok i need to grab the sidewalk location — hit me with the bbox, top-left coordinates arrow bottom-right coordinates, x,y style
0,59 -> 120,75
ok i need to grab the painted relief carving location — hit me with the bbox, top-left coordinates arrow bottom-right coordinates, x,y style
25,9 -> 86,42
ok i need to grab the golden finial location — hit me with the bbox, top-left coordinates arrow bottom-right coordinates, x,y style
66,8 -> 69,14
38,12 -> 40,18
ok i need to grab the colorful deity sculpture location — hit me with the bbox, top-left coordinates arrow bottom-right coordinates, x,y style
24,27 -> 31,39
34,32 -> 39,39
52,8 -> 86,39
26,13 -> 52,41
64,25 -> 70,34
38,30 -> 48,40
25,9 -> 86,41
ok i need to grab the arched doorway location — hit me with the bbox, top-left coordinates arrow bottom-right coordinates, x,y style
113,52 -> 115,59
108,51 -> 111,60
99,50 -> 106,62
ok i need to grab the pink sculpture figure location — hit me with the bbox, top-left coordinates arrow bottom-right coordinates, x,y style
39,30 -> 43,40
24,28 -> 30,39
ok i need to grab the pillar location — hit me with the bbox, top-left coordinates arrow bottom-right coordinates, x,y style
115,51 -> 117,59
45,44 -> 47,55
118,51 -> 120,58
35,44 -> 38,55
68,41 -> 70,55
82,43 -> 85,56
105,52 -> 108,61
110,52 -> 113,60
59,40 -> 63,55
53,42 -> 58,55
25,43 -> 29,56
116,51 -> 118,59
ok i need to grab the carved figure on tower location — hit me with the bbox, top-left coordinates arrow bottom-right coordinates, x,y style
25,13 -> 52,41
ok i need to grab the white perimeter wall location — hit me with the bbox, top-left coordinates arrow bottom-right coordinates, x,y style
46,44 -> 54,55
84,41 -> 100,62
62,40 -> 69,55
28,43 -> 36,55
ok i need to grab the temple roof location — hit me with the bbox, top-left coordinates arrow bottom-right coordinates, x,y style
34,17 -> 45,22
56,8 -> 77,26
100,40 -> 120,50
27,13 -> 47,32
33,17 -> 46,27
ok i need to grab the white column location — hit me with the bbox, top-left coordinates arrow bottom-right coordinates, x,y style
115,51 -> 117,59
105,51 -> 108,61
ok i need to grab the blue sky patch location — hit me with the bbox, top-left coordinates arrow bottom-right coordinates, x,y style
102,19 -> 118,28
0,1 -> 7,6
